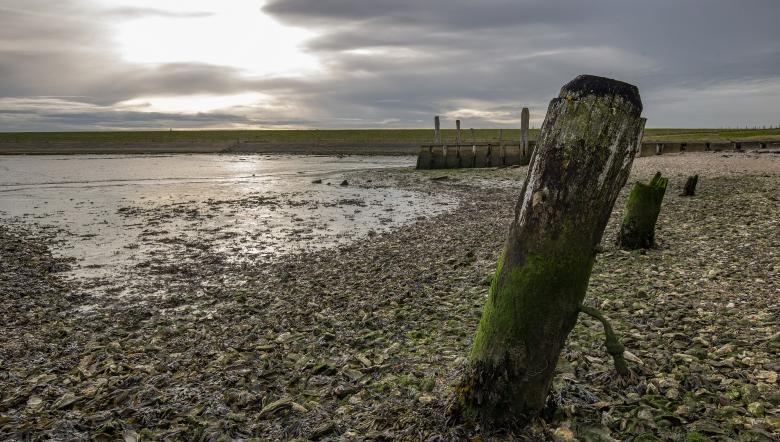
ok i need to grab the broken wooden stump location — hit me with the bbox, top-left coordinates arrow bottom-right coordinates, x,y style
681,174 -> 699,196
618,172 -> 668,249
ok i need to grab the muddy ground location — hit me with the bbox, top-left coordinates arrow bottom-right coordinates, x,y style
1,152 -> 778,441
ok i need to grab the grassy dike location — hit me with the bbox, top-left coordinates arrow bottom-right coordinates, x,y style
0,128 -> 779,155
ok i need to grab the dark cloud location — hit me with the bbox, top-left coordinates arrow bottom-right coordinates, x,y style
1,0 -> 780,130
264,0 -> 588,29
262,0 -> 780,128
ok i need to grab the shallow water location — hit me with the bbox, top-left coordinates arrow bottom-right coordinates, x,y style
0,154 -> 455,284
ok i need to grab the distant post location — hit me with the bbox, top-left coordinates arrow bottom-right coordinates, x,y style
456,120 -> 462,146
520,107 -> 530,157
434,116 -> 441,144
637,118 -> 647,156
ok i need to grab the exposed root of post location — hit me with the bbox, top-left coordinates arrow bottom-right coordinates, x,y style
579,305 -> 630,377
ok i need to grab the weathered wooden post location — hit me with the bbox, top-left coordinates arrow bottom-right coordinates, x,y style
636,118 -> 647,156
681,174 -> 699,197
434,116 -> 441,144
455,75 -> 644,428
456,119 -> 462,146
520,107 -> 530,157
617,172 -> 668,249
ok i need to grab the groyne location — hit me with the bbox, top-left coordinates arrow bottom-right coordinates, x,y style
638,141 -> 779,156
416,142 -> 534,169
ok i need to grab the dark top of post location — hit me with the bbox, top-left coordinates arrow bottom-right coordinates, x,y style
560,75 -> 642,115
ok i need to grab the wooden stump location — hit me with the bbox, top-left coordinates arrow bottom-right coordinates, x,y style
617,172 -> 668,249
520,107 -> 530,158
455,75 -> 644,428
681,174 -> 699,196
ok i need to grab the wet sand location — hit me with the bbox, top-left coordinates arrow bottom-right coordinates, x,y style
1,152 -> 778,440
0,154 -> 454,288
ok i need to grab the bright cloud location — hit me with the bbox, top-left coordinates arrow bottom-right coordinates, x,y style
99,0 -> 320,77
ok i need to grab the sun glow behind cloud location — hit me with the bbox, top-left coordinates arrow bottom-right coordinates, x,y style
87,0 -> 319,117
117,92 -> 272,114
103,0 -> 320,77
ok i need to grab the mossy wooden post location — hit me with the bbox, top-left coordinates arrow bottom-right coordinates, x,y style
681,174 -> 698,196
456,75 -> 644,427
617,172 -> 668,249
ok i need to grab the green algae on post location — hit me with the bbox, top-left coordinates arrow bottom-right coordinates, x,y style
618,172 -> 669,249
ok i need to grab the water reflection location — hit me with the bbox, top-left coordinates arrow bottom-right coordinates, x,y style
0,154 -> 455,287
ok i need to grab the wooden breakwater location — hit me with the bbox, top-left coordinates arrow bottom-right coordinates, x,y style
417,109 -> 533,170
638,141 -> 780,156
416,142 -> 534,169
416,111 -> 779,169
418,139 -> 780,169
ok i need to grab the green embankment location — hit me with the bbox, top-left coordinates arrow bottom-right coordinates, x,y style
1,128 -> 778,144
0,129 -> 528,145
0,128 -> 777,155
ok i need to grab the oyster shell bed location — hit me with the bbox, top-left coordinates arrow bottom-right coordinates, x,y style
1,152 -> 778,440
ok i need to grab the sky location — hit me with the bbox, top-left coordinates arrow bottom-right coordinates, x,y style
0,0 -> 779,131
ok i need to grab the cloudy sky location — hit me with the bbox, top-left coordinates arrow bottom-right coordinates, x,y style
1,0 -> 779,131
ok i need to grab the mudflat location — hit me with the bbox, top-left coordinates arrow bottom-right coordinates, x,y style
1,152 -> 778,440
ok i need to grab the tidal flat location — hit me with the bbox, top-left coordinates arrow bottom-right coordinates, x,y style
1,152 -> 778,440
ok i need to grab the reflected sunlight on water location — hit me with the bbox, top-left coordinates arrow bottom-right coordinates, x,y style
0,154 -> 456,289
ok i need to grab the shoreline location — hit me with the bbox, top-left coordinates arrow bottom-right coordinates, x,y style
0,142 -> 420,156
2,127 -> 780,156
1,152 -> 778,440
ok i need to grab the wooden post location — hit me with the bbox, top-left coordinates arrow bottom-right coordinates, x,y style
456,120 -> 461,146
681,174 -> 699,197
498,129 -> 504,165
618,172 -> 668,249
455,75 -> 644,428
434,116 -> 441,144
636,118 -> 647,156
520,107 -> 530,157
